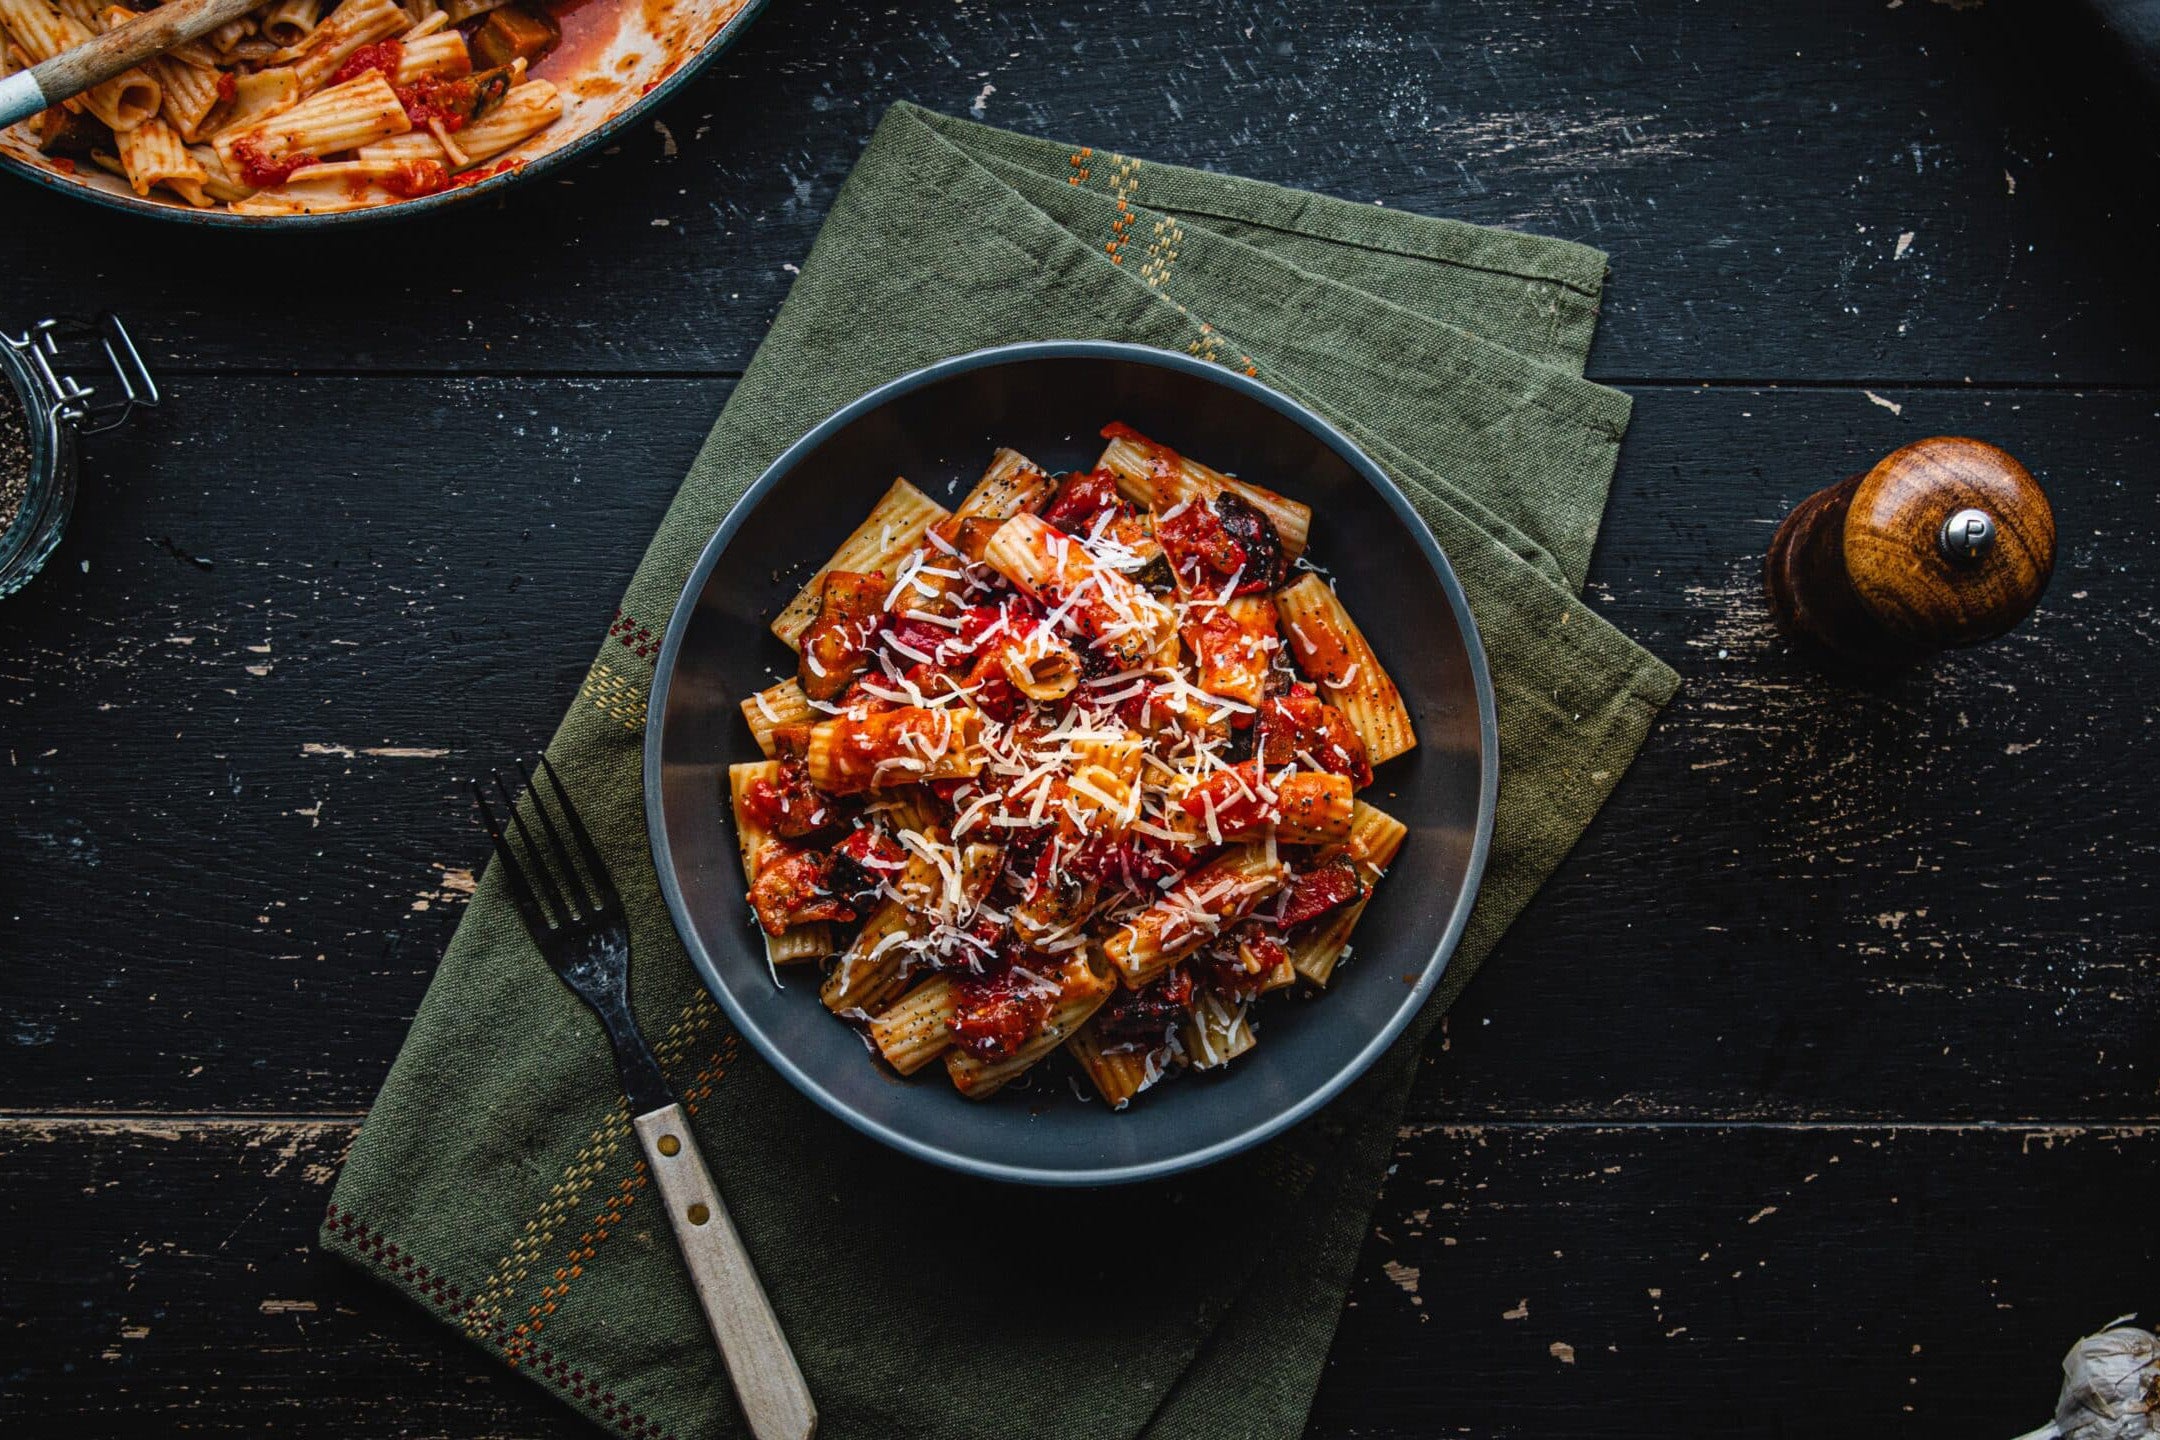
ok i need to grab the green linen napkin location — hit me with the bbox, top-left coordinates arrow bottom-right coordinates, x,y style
322,101 -> 1678,1440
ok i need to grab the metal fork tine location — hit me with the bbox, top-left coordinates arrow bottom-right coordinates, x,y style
473,779 -> 555,934
516,755 -> 599,920
495,768 -> 576,924
538,754 -> 618,909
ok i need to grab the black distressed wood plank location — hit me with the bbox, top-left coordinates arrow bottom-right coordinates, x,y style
0,376 -> 728,1102
1311,1122 -> 2157,1438
0,1118 -> 2144,1437
0,379 -> 2150,1121
1408,382 -> 2160,1123
3,0 -> 2155,384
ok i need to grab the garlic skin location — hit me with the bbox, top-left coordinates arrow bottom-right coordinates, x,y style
2017,1325 -> 2160,1440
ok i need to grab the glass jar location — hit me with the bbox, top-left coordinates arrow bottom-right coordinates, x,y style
0,315 -> 158,599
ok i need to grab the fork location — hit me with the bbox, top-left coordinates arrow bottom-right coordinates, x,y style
476,757 -> 816,1440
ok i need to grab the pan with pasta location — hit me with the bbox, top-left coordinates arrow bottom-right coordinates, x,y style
0,0 -> 765,219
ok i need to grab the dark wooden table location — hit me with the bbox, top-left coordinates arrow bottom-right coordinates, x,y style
5,2 -> 2156,1435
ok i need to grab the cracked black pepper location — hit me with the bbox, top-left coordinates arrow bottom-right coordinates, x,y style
0,390 -> 29,537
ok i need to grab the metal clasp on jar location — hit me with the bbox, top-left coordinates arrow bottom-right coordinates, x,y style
10,314 -> 160,434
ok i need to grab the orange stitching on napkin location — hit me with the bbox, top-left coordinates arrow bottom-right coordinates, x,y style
1103,154 -> 1141,264
1066,145 -> 1091,185
325,1204 -> 680,1440
499,1032 -> 740,1369
463,1000 -> 719,1347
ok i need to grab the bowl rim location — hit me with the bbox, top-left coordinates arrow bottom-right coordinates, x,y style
0,0 -> 771,230
643,339 -> 1499,1186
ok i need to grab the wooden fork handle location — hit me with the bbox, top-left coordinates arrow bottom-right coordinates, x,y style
632,1104 -> 817,1440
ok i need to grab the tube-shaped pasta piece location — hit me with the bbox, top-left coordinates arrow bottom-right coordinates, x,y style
260,0 -> 323,46
215,67 -> 300,133
993,624 -> 1080,702
185,144 -> 255,202
1274,573 -> 1416,768
819,833 -> 959,1014
1065,1019 -> 1170,1109
766,920 -> 835,965
214,71 -> 411,179
1065,762 -> 1140,839
439,0 -> 505,20
954,447 -> 1054,522
738,677 -> 816,758
99,8 -> 224,142
153,53 -> 224,142
1095,423 -> 1311,561
1065,732 -> 1147,837
206,13 -> 251,51
1072,733 -> 1146,790
1289,800 -> 1407,987
226,157 -> 417,215
1264,772 -> 1354,845
1181,989 -> 1256,1071
443,76 -> 557,164
771,478 -> 949,650
281,0 -> 406,90
114,116 -> 210,202
868,975 -> 958,1074
1175,761 -> 1351,846
804,705 -> 983,794
392,27 -> 470,82
945,952 -> 1117,1099
726,762 -> 833,964
1011,887 -> 1099,951
1183,594 -> 1278,708
863,785 -> 940,838
0,0 -> 160,130
981,512 -> 1178,669
1103,842 -> 1290,989
819,900 -> 916,1014
354,131 -> 445,163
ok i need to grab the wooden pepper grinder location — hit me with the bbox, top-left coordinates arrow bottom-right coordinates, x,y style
1765,436 -> 2056,667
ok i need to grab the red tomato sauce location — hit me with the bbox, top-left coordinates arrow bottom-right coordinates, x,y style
331,38 -> 404,86
231,137 -> 317,189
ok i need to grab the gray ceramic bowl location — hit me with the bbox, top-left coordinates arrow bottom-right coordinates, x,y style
645,340 -> 1497,1186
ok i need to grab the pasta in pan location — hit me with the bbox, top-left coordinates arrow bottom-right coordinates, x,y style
1,0 -> 569,211
727,423 -> 1417,1108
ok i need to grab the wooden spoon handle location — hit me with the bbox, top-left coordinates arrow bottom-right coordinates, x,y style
0,0 -> 266,128
632,1104 -> 817,1440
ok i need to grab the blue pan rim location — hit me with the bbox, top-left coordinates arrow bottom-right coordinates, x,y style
643,338 -> 1500,1187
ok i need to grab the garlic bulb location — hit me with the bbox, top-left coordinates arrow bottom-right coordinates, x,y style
2013,1323 -> 2160,1440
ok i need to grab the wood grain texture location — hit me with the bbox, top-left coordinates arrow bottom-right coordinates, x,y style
631,1105 -> 816,1440
1312,1122 -> 2158,1437
3,2 -> 2156,1434
2,380 -> 2147,1122
0,1119 -> 2145,1437
2,0 -> 2155,382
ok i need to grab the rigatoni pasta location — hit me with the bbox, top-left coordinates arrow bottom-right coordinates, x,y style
724,422 -> 1417,1107
1,0 -> 571,211
1275,572 -> 1417,766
